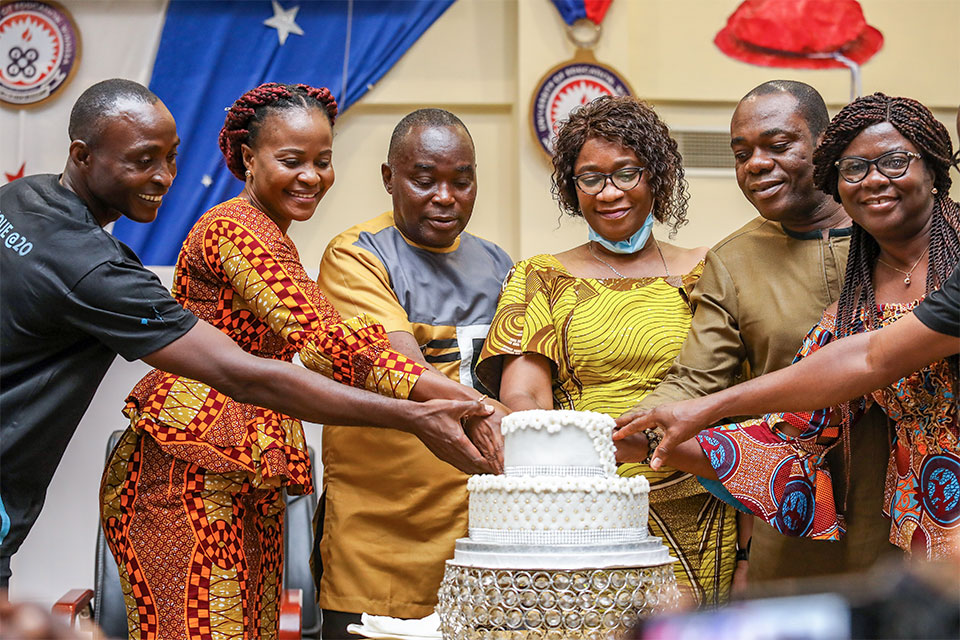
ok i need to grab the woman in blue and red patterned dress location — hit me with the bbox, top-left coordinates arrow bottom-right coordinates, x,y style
99,84 -> 506,640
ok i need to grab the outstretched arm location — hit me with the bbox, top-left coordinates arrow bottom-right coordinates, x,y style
615,311 -> 958,470
631,250 -> 750,411
143,320 -> 496,474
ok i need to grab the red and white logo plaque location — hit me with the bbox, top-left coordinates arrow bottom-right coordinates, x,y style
0,0 -> 81,107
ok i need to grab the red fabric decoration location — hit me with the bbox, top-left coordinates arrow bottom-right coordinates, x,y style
585,0 -> 613,25
715,0 -> 883,70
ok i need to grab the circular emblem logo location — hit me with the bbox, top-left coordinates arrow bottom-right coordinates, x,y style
920,455 -> 960,527
0,1 -> 81,107
530,55 -> 632,156
697,430 -> 739,483
774,478 -> 815,537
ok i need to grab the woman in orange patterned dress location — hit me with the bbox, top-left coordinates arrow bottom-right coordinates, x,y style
100,83 -> 506,640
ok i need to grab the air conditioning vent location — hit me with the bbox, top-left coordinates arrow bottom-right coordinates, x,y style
674,130 -> 734,170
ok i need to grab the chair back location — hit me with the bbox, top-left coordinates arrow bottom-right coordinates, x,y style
284,446 -> 322,637
94,430 -> 131,638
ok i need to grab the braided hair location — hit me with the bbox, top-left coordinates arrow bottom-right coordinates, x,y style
218,83 -> 338,180
812,93 -> 960,339
551,95 -> 690,236
812,94 -> 959,510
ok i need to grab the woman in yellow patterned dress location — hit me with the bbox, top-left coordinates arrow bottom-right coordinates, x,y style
99,83 -> 505,640
476,96 -> 739,606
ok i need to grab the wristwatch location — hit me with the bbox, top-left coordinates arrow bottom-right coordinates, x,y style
736,537 -> 751,562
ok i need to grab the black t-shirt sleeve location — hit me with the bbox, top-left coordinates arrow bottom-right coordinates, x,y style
914,265 -> 960,337
65,260 -> 198,361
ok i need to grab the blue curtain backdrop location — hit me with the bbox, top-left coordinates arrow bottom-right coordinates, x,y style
114,0 -> 455,265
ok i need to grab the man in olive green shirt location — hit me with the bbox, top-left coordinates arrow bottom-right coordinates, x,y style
629,81 -> 895,583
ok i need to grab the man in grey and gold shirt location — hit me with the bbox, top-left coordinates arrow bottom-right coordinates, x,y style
314,109 -> 513,638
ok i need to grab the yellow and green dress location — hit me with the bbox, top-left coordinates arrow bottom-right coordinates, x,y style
476,253 -> 738,607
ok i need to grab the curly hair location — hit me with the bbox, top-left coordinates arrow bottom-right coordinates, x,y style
812,92 -> 959,339
218,83 -> 338,180
551,95 -> 690,235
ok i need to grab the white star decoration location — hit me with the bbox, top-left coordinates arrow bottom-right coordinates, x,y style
264,0 -> 304,46
201,175 -> 213,188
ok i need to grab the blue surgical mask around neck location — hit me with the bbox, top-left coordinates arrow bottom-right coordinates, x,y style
588,210 -> 656,254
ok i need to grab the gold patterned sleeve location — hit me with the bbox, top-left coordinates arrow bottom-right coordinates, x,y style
475,257 -> 560,396
200,214 -> 426,399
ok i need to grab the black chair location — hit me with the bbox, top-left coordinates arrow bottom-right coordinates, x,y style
53,430 -> 319,638
285,446 -> 322,638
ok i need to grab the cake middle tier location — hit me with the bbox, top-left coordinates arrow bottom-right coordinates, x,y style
467,474 -> 649,545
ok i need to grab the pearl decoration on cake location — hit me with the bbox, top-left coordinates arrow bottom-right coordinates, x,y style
500,410 -> 619,475
462,409 -> 656,551
468,474 -> 649,534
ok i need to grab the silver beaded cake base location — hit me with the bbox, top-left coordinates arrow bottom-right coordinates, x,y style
436,563 -> 680,639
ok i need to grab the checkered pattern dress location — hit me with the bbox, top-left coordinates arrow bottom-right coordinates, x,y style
100,197 -> 426,640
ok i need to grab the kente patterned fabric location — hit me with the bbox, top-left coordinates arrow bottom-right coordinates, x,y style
696,302 -> 959,560
476,254 -> 738,607
100,198 -> 426,640
123,198 -> 425,491
102,432 -> 287,640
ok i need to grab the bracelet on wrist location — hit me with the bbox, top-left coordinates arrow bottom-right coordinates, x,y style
640,427 -> 664,465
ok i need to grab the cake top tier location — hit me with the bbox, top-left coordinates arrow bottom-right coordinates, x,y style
501,410 -> 618,475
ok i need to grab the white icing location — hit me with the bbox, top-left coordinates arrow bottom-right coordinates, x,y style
455,409 -> 660,570
467,528 -> 650,545
468,475 -> 649,534
501,410 -> 618,475
468,474 -> 648,495
451,537 -> 673,570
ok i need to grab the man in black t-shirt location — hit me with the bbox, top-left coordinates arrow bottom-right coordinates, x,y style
0,80 -> 499,589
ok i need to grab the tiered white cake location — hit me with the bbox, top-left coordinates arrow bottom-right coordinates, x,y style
450,409 -> 672,570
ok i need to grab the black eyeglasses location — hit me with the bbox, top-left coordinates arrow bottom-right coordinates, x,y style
952,148 -> 960,173
834,150 -> 922,184
573,167 -> 644,195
